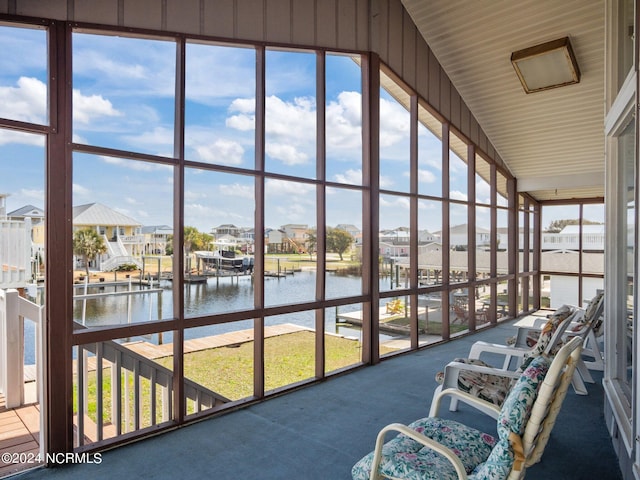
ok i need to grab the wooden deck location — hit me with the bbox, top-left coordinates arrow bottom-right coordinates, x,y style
0,394 -> 41,478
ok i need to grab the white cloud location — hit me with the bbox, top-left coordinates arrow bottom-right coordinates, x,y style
125,197 -> 138,205
379,175 -> 395,188
19,188 -> 44,200
195,139 -> 245,166
265,178 -> 314,196
379,96 -> 410,148
418,169 -> 437,183
326,91 -> 362,151
73,88 -> 121,124
0,128 -> 45,147
218,183 -> 254,200
101,156 -> 172,172
0,77 -> 46,124
265,142 -> 308,166
333,168 -> 362,185
73,184 -> 91,196
450,190 -> 468,201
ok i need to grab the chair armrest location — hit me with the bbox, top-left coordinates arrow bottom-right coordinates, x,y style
438,360 -> 521,395
371,423 -> 468,480
468,341 -> 529,363
432,387 -> 502,420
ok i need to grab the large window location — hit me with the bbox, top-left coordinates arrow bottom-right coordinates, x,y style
0,19 -> 523,459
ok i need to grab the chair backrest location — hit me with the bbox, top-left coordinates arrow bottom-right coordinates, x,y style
521,306 -> 578,366
570,292 -> 605,338
509,336 -> 583,479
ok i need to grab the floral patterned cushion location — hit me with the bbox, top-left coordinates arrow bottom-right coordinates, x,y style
469,355 -> 550,480
435,358 -> 513,407
354,356 -> 551,480
351,418 -> 496,480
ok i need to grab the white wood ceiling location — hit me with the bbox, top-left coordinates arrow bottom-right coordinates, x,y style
401,0 -> 605,202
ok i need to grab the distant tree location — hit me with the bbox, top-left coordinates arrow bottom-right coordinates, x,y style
306,229 -> 317,259
183,226 -> 212,253
545,218 -> 603,233
73,228 -> 108,276
326,227 -> 353,261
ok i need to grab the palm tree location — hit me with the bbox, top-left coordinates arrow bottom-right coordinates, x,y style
73,227 -> 108,276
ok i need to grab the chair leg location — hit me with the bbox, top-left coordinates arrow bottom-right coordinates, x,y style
576,357 -> 595,384
571,370 -> 588,395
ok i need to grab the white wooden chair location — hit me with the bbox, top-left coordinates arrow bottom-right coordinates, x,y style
430,306 -> 578,419
351,337 -> 583,480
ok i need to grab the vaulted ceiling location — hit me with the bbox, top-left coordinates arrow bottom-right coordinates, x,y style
402,0 -> 605,202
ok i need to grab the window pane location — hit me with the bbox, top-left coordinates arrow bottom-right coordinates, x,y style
264,312 -> 316,392
264,179 -> 316,306
379,80 -> 410,193
325,304 -> 364,373
326,53 -> 362,186
178,323 -> 254,412
185,43 -> 256,167
617,0 -> 634,93
73,33 -> 176,156
497,208 -> 509,277
265,50 -> 316,179
621,117 -> 635,394
0,25 -> 48,125
450,203 -> 468,283
449,132 -> 468,200
379,193 -> 410,293
72,153 -> 174,327
418,292 -> 444,345
184,169 -> 255,316
582,203 -> 605,275
418,106 -> 442,197
326,187 -> 362,298
475,154 -> 491,204
418,199 -> 442,286
476,206 -> 491,278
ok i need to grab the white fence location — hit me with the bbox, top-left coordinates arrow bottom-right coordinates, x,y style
0,288 -> 44,408
0,219 -> 31,289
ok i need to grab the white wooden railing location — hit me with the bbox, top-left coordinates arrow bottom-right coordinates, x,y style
0,288 -> 44,408
74,324 -> 229,445
0,219 -> 31,289
0,287 -> 228,446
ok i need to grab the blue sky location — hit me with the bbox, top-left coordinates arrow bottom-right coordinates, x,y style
0,25 -> 582,236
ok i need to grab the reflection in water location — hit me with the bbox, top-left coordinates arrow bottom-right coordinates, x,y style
73,271 -> 366,341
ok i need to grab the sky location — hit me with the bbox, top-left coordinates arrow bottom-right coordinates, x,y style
0,25 -> 595,235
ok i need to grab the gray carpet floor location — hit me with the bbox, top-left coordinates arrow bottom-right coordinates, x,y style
14,320 -> 621,479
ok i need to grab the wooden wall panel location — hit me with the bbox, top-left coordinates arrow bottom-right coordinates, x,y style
315,0 -> 337,48
337,0 -> 356,51
386,0 -> 403,75
16,0 -> 66,18
460,102 -> 470,139
291,0 -> 315,46
428,48 -> 440,111
167,0 -> 201,35
236,0 -> 264,41
470,114 -> 480,146
266,0 -> 291,44
375,0 -> 388,64
74,0 -> 118,24
0,0 -> 8,15
123,0 -> 163,30
202,0 -> 234,39
415,39 -> 429,99
355,0 -> 369,51
402,10 -> 416,88
439,69 -> 450,120
450,88 -> 460,131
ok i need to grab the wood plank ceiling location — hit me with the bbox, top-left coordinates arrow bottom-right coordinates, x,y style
401,0 -> 605,202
